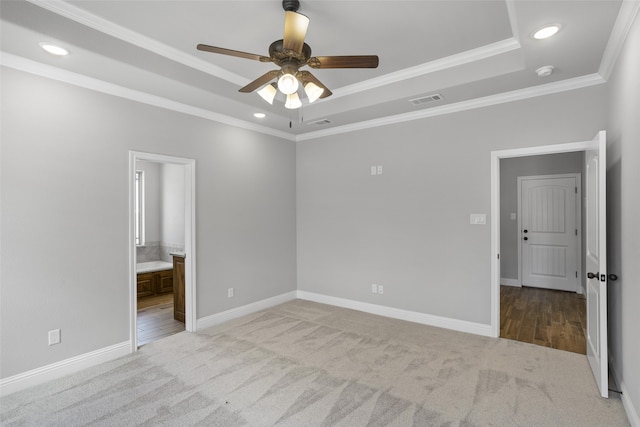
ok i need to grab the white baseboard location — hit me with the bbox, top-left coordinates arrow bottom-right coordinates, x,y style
0,291 -> 497,398
610,364 -> 640,426
296,291 -> 493,337
0,341 -> 130,397
196,291 -> 297,331
500,278 -> 521,287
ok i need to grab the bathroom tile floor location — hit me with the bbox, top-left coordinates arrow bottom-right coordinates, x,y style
137,301 -> 185,347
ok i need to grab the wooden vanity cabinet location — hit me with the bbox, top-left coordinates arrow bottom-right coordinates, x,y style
173,254 -> 186,323
157,270 -> 174,295
136,272 -> 156,298
136,269 -> 174,298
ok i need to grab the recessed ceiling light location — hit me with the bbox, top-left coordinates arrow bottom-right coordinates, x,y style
533,24 -> 561,40
253,113 -> 266,118
39,42 -> 69,56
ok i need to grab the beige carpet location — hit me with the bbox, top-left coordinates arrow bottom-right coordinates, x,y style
0,300 -> 629,426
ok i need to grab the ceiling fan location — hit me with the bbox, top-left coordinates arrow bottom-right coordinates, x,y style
197,0 -> 379,109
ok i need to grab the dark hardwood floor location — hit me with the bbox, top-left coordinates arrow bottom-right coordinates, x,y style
500,285 -> 586,354
137,295 -> 184,347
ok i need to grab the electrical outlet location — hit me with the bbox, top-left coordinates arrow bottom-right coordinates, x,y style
376,165 -> 383,175
370,166 -> 377,175
228,288 -> 234,298
371,283 -> 378,294
48,329 -> 61,346
378,285 -> 384,294
470,213 -> 486,225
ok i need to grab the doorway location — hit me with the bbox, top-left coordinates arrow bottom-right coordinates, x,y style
491,144 -> 590,338
129,151 -> 196,352
499,157 -> 585,354
491,132 -> 609,397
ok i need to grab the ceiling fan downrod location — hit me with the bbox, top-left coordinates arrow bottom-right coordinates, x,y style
282,0 -> 300,12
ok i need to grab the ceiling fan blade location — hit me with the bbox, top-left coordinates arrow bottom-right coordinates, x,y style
239,70 -> 281,93
308,55 -> 379,69
298,71 -> 333,99
197,44 -> 270,62
283,11 -> 309,54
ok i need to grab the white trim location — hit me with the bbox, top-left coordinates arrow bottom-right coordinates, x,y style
500,278 -> 520,287
610,364 -> 640,427
129,151 -> 197,352
196,291 -> 298,331
0,52 -> 295,142
25,0 -> 248,87
196,289 -> 493,338
297,291 -> 493,337
332,38 -> 520,100
0,341 -> 129,397
0,51 -> 607,143
297,74 -> 605,141
505,0 -> 520,43
598,0 -> 640,81
490,138 -> 601,340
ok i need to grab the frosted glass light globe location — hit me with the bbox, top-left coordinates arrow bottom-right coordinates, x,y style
278,73 -> 299,95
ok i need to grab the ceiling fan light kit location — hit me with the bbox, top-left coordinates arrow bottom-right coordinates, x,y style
197,0 -> 379,111
278,72 -> 299,95
304,82 -> 324,103
285,93 -> 302,109
257,83 -> 278,104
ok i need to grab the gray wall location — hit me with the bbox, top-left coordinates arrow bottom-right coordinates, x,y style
297,85 -> 606,325
0,68 -> 297,378
606,10 -> 640,419
499,152 -> 584,282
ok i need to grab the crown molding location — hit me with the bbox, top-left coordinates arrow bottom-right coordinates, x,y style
0,52 -> 296,142
2,50 -> 606,143
598,0 -> 640,81
297,73 -> 606,142
25,0 -> 249,87
505,0 -> 521,43
332,38 -> 521,100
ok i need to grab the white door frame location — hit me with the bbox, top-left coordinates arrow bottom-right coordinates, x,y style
490,140 -> 593,337
128,151 -> 197,353
517,173 -> 582,292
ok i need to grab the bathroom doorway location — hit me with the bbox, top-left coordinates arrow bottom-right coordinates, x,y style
129,151 -> 196,351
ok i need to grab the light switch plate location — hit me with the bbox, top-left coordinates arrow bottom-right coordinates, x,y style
470,213 -> 486,225
510,212 -> 517,220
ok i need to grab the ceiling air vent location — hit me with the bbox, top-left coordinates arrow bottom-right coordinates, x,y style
307,119 -> 332,126
409,93 -> 443,106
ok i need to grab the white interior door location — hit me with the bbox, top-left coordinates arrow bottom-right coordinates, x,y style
585,131 -> 608,398
520,175 -> 579,292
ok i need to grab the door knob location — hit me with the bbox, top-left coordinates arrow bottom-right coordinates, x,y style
587,272 -> 599,279
523,237 -> 528,241
609,274 -> 618,281
523,229 -> 528,233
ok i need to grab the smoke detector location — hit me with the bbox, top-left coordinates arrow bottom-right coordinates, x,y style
536,65 -> 554,77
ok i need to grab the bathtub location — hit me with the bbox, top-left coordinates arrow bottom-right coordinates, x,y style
137,260 -> 173,274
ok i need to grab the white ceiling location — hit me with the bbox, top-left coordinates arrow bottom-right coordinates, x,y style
0,0 -> 631,140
